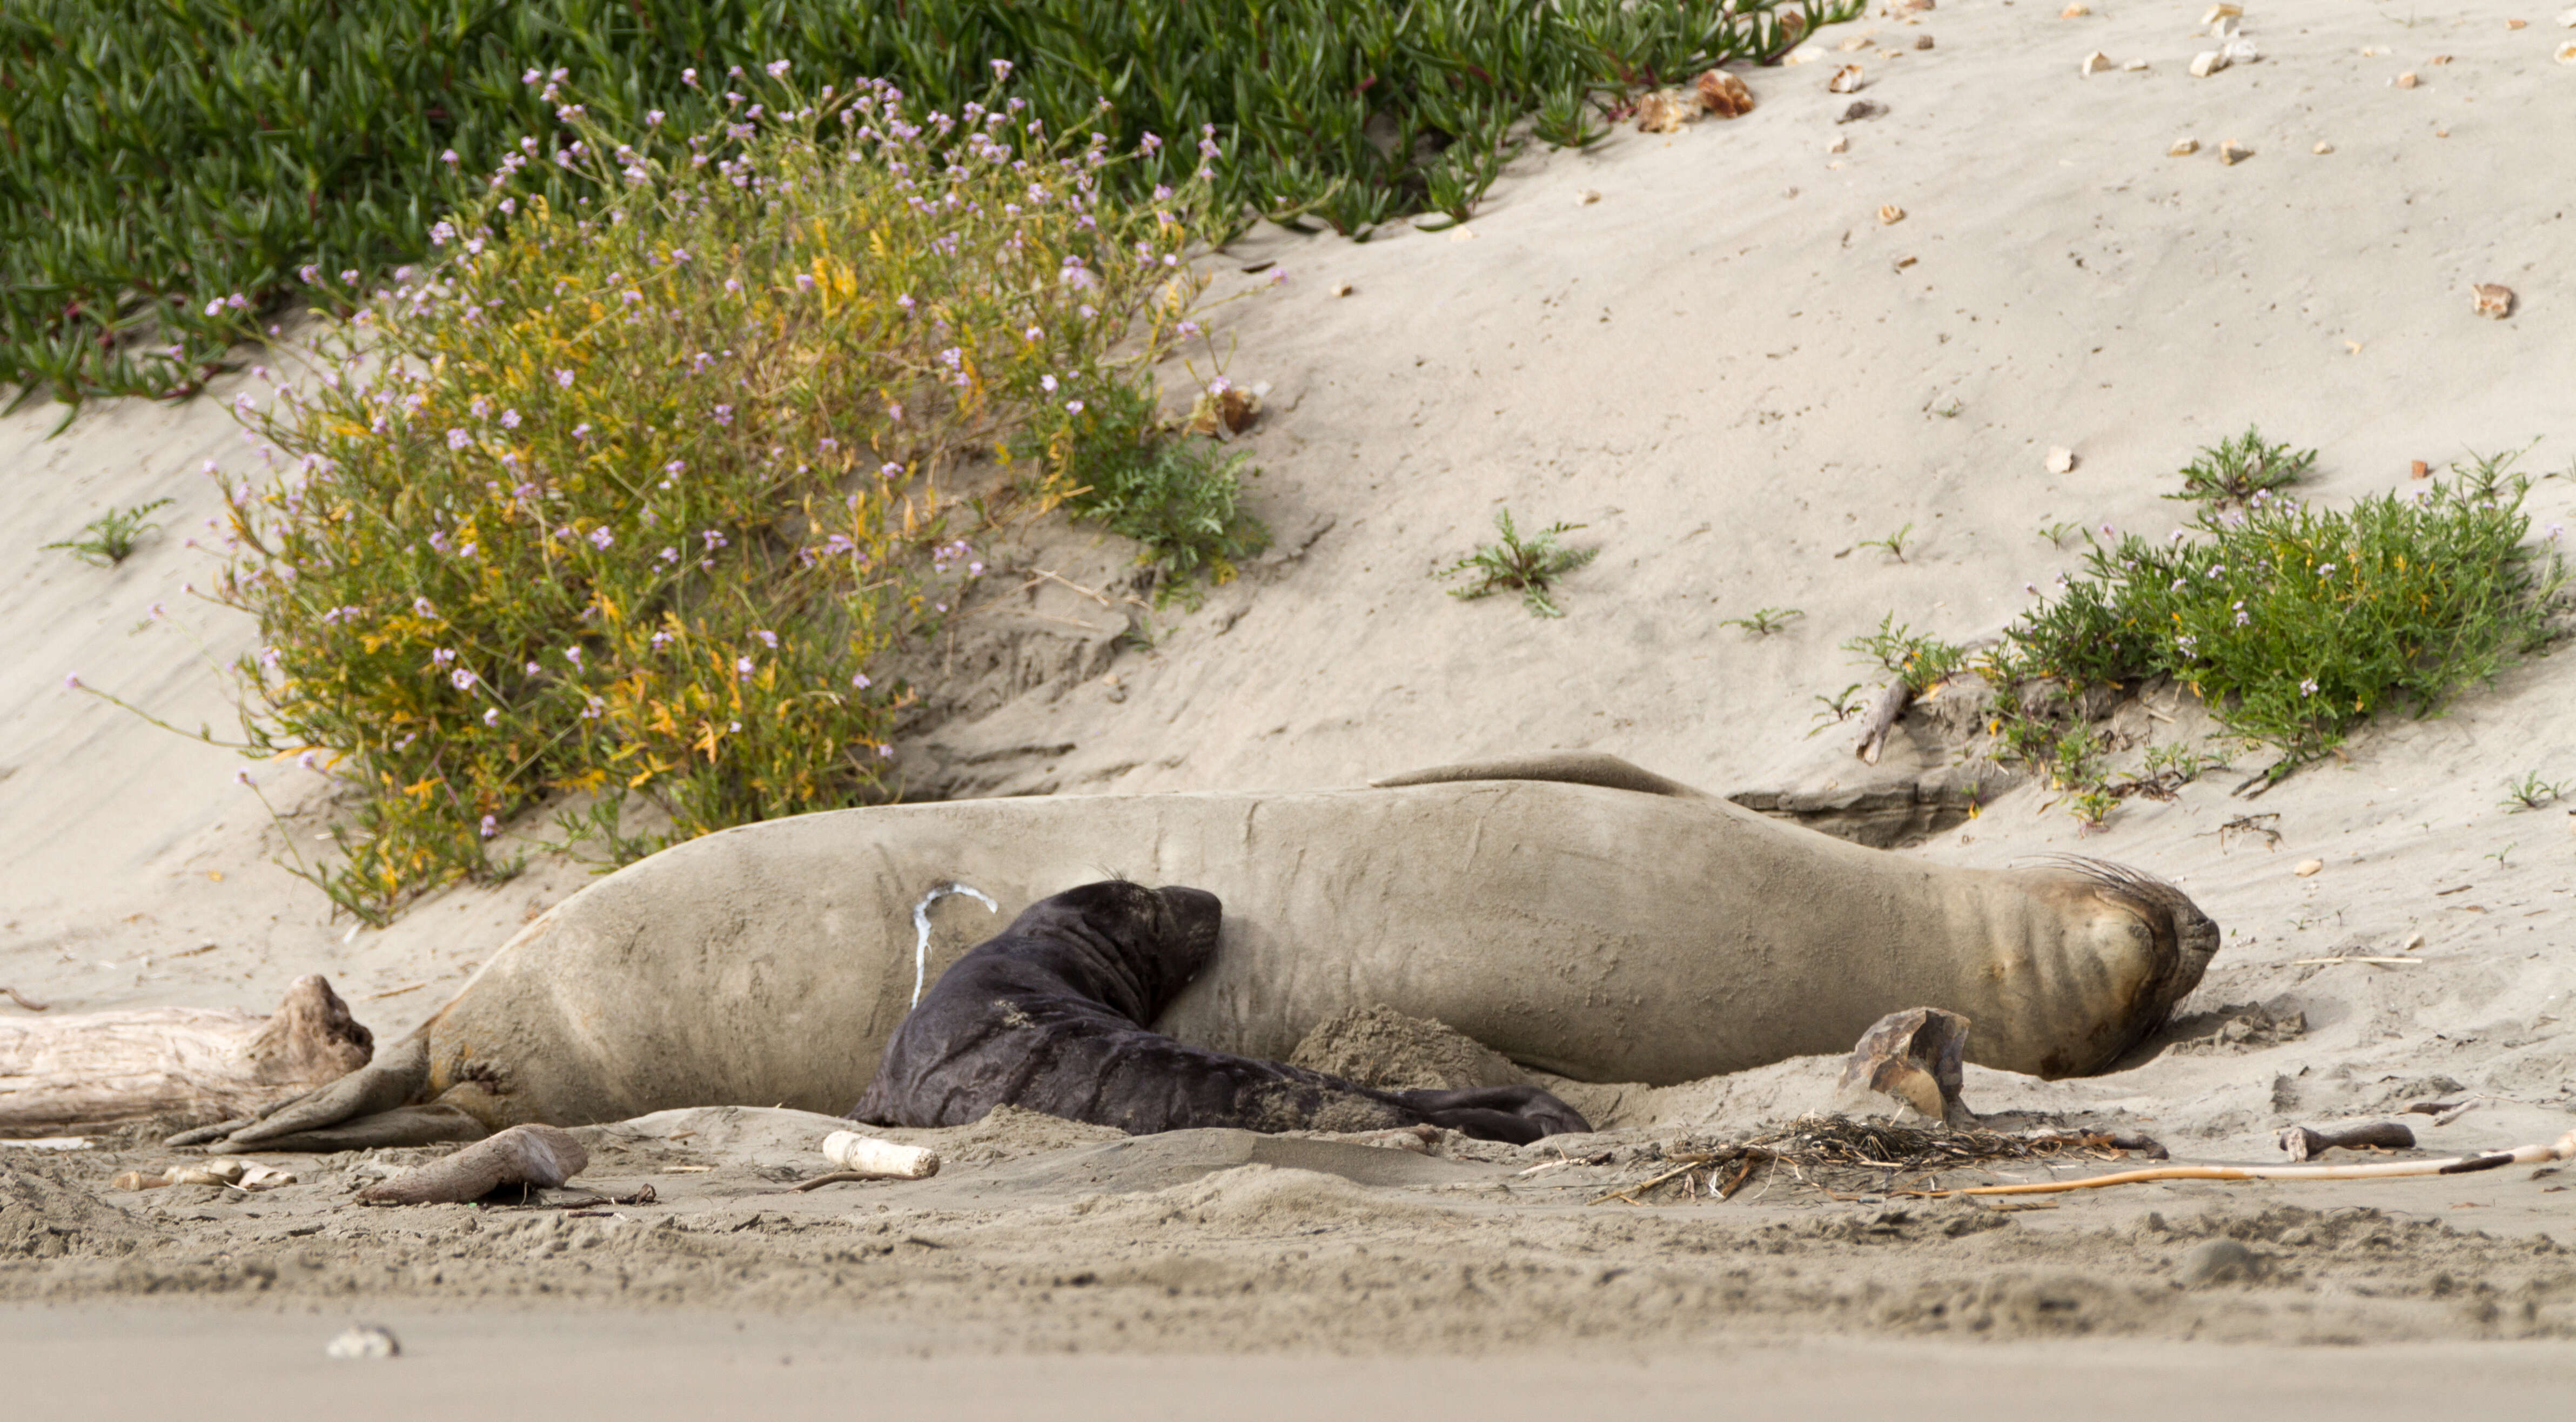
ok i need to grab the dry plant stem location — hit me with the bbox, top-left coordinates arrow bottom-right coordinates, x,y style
1,988 -> 49,1011
1900,1131 -> 2576,1197
1855,682 -> 1915,764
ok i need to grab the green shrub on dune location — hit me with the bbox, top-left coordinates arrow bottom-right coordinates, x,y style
191,73 -> 1221,920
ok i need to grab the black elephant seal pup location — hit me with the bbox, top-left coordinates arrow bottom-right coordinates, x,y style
849,881 -> 1590,1145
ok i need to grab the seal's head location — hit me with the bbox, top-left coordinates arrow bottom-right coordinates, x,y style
1028,880 -> 1224,1020
2029,855 -> 2222,1075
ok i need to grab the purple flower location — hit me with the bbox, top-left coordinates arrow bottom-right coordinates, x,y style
1041,374 -> 1058,392
440,149 -> 459,165
767,59 -> 792,79
451,668 -> 477,690
565,646 -> 583,667
666,460 -> 686,477
1065,400 -> 1084,414
482,708 -> 500,727
795,273 -> 815,292
991,58 -> 1014,81
234,769 -> 257,787
755,629 -> 778,648
735,656 -> 755,680
501,409 -> 521,428
63,673 -> 82,691
431,647 -> 456,667
588,527 -> 614,550
2299,678 -> 2319,697
851,672 -> 872,689
446,428 -> 472,451
298,750 -> 320,770
413,596 -> 437,618
480,814 -> 499,839
712,404 -> 733,426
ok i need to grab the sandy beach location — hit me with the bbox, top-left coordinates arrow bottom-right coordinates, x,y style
7,0 -> 2576,1398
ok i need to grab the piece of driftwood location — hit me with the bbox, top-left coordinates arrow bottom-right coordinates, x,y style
1837,1006 -> 1975,1126
0,975 -> 372,1137
358,1124 -> 588,1205
1854,682 -> 1915,764
2279,1120 -> 2416,1160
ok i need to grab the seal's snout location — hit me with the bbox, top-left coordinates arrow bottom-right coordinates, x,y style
1154,884 -> 1223,942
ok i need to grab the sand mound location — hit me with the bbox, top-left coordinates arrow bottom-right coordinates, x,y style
1289,1005 -> 1530,1091
0,1159 -> 154,1259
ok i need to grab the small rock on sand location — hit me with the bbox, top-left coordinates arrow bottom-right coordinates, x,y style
2170,137 -> 2201,156
2294,858 -> 2324,877
2046,446 -> 2077,474
2219,139 -> 2255,165
2472,284 -> 2516,319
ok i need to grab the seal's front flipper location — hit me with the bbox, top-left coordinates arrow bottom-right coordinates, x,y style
172,1034 -> 432,1152
1370,752 -> 1711,800
1393,1084 -> 1593,1143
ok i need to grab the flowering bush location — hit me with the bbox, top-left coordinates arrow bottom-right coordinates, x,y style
210,69 -> 1217,920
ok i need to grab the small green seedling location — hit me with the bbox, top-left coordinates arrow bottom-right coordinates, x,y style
1437,509 -> 1598,618
1721,606 -> 1804,637
1808,683 -> 1866,733
44,498 -> 172,566
2167,426 -> 2317,507
2501,772 -> 2567,812
1857,522 -> 1915,562
1841,613 -> 1965,693
2038,520 -> 2084,549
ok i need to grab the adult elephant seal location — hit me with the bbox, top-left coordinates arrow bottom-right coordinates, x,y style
176,752 -> 2218,1152
849,880 -> 1591,1144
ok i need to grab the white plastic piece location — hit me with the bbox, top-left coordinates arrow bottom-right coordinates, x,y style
822,1130 -> 941,1179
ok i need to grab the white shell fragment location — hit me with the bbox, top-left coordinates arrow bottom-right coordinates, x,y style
2472,284 -> 2516,319
2294,859 -> 2325,878
2170,137 -> 2201,156
2222,38 -> 2262,64
2190,51 -> 2230,77
2046,447 -> 2078,475
2081,51 -> 2115,75
326,1325 -> 401,1360
2202,4 -> 2242,21
2220,139 -> 2255,165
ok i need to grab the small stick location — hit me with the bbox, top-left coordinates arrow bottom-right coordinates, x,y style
1,987 -> 50,1011
1589,1153 -> 1715,1206
364,982 -> 426,1000
1023,568 -> 1116,606
2290,956 -> 2423,967
784,1170 -> 887,1193
1717,1157 -> 1760,1199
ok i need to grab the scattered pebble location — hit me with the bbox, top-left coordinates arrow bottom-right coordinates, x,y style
2081,51 -> 2115,76
1895,256 -> 1918,270
1329,281 -> 1353,298
2411,459 -> 2431,478
1447,226 -> 1478,244
326,1325 -> 401,1360
1895,0 -> 1935,14
2506,17 -> 2527,28
2046,446 -> 2077,474
2428,54 -> 2453,66
2170,137 -> 2201,156
1837,100 -> 1889,123
2222,38 -> 2262,64
1836,35 -> 1871,53
1828,64 -> 1867,94
2559,41 -> 2576,63
1915,35 -> 1936,50
1827,134 -> 1850,153
2313,140 -> 2334,154
2060,2 -> 2091,16
2295,858 -> 2324,877
2219,139 -> 2255,165
1575,189 -> 1601,206
2472,284 -> 2517,319
2123,58 -> 2150,71
2190,51 -> 2230,78
2403,933 -> 2427,952
1877,204 -> 1907,225
2396,71 -> 2419,89
2211,16 -> 2242,40
2202,3 -> 2241,21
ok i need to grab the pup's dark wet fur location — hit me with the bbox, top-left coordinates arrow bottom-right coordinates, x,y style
850,881 -> 1590,1144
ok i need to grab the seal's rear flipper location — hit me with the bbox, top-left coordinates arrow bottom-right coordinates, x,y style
171,1034 -> 433,1152
222,1102 -> 491,1153
1371,752 -> 1711,800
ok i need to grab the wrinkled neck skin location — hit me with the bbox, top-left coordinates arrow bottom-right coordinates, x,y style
1958,868 -> 2219,1077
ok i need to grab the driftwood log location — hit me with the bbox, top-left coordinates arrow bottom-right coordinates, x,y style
0,975 -> 372,1137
